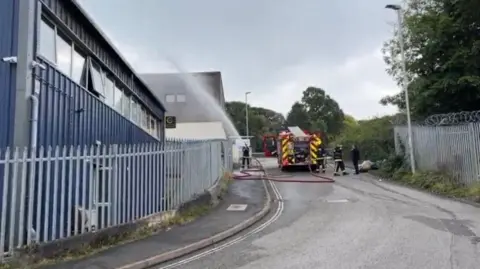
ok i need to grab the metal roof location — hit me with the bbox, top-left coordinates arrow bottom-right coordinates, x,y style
70,0 -> 165,111
165,121 -> 227,140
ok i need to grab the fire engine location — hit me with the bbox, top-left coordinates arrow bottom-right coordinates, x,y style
276,126 -> 323,171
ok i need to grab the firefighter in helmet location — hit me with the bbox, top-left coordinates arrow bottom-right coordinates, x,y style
316,145 -> 327,173
241,143 -> 250,169
333,144 -> 348,176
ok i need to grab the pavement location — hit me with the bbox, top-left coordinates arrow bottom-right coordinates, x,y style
155,158 -> 480,269
43,178 -> 269,269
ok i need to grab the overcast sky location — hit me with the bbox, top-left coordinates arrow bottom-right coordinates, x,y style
78,0 -> 400,119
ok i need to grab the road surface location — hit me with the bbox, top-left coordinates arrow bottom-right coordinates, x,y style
158,158 -> 480,269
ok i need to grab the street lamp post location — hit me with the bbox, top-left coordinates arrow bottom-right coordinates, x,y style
386,4 -> 416,173
245,92 -> 251,138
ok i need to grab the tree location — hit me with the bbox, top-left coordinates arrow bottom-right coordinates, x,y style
381,0 -> 480,118
342,114 -> 358,130
335,115 -> 395,161
225,101 -> 286,151
286,102 -> 310,130
301,87 -> 344,135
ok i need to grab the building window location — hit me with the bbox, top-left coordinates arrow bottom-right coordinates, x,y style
113,84 -> 123,112
156,119 -> 162,139
72,48 -> 86,86
90,61 -> 105,96
39,16 -> 88,87
165,94 -> 175,103
56,32 -> 72,76
141,108 -> 148,130
39,17 -> 162,138
150,117 -> 156,137
39,17 -> 56,62
121,93 -> 130,118
104,76 -> 115,107
176,94 -> 186,102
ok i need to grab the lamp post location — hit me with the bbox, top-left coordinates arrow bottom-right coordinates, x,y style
245,92 -> 251,138
386,4 -> 416,173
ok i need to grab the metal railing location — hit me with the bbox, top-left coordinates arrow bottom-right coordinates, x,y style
394,123 -> 480,185
0,138 -> 232,260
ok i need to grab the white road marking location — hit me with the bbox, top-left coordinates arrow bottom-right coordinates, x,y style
226,204 -> 248,211
156,180 -> 284,269
326,199 -> 349,203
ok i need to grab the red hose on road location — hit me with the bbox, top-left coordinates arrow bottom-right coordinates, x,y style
232,158 -> 335,183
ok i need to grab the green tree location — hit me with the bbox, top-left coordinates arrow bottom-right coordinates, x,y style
342,114 -> 358,130
335,115 -> 395,161
381,0 -> 480,118
285,102 -> 310,130
225,101 -> 286,151
301,87 -> 344,135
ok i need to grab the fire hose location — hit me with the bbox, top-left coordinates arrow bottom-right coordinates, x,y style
232,157 -> 335,183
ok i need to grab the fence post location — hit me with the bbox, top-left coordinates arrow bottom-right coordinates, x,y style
111,144 -> 118,226
468,123 -> 480,183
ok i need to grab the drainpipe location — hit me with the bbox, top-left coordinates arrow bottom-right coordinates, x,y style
29,94 -> 39,148
29,62 -> 45,148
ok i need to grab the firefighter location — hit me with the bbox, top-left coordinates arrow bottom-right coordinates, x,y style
333,145 -> 347,176
242,143 -> 250,169
317,146 -> 327,173
351,144 -> 360,175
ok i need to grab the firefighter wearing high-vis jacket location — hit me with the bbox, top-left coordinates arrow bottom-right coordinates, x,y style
317,146 -> 327,173
333,145 -> 348,176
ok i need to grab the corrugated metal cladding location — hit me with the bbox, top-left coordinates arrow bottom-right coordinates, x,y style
0,0 -> 19,252
32,59 -> 166,241
0,0 -> 18,149
39,0 -> 164,118
35,59 -> 160,146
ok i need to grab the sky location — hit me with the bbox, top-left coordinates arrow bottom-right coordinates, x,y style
78,0 -> 400,120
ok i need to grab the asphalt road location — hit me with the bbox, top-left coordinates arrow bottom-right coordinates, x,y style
158,159 -> 480,269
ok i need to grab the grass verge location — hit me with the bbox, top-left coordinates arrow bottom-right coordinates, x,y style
371,166 -> 480,204
1,173 -> 234,269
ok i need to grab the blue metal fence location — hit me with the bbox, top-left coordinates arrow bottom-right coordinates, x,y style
0,138 -> 232,260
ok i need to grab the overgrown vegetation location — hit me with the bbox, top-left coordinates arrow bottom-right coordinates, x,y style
372,145 -> 480,204
0,174 -> 233,269
333,115 -> 396,161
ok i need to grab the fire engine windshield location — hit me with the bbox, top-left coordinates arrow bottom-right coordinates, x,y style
294,141 -> 309,152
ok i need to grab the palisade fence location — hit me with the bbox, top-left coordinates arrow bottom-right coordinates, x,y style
0,138 -> 233,261
394,111 -> 480,186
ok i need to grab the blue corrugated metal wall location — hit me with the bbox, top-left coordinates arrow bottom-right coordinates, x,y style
35,59 -> 160,147
32,59 -> 166,241
0,0 -> 18,149
0,0 -> 19,251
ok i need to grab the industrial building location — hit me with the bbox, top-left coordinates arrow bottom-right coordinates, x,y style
141,71 -> 231,140
140,71 -> 225,123
0,0 -> 167,248
0,0 -> 165,149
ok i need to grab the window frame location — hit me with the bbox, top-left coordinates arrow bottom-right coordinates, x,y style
55,30 -> 73,77
37,14 -> 163,139
38,16 -> 57,64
